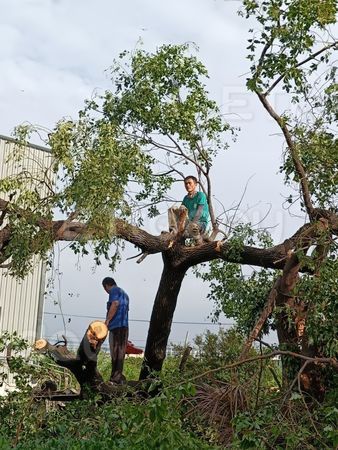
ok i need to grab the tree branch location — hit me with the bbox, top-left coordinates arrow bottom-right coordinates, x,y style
175,222 -> 315,270
240,251 -> 301,360
256,92 -> 315,218
1,195 -> 335,274
171,351 -> 338,388
0,209 -> 7,228
265,41 -> 338,96
55,211 -> 79,239
51,218 -> 174,255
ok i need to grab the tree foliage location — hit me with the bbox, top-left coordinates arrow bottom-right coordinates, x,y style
0,43 -> 232,277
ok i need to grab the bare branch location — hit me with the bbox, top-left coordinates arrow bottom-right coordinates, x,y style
136,252 -> 149,264
170,351 -> 338,388
228,175 -> 255,232
126,251 -> 143,261
165,134 -> 208,177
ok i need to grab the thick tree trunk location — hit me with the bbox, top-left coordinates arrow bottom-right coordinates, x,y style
275,304 -> 300,388
273,253 -> 308,389
276,306 -> 328,401
139,260 -> 187,379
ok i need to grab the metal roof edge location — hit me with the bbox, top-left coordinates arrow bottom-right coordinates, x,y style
0,134 -> 51,154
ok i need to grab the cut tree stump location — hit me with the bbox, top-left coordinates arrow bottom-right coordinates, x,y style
35,321 -> 110,398
34,321 -> 150,400
34,339 -> 49,351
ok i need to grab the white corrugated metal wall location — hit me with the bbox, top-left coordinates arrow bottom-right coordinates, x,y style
0,135 -> 53,391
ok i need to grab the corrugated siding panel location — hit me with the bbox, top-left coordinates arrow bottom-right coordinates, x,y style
0,258 -> 44,341
0,137 -> 52,392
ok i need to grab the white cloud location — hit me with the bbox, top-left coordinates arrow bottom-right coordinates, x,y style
0,0 -> 249,134
0,57 -> 94,133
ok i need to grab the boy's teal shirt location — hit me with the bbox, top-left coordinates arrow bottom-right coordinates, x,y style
182,191 -> 210,225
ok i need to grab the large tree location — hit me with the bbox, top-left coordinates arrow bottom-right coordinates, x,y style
0,1 -> 337,394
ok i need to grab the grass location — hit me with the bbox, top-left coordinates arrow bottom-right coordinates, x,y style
97,351 -> 143,381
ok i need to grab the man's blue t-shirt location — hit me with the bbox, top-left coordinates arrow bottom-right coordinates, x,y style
106,286 -> 129,330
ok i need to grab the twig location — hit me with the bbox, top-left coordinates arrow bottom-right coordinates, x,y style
283,360 -> 322,437
179,346 -> 192,373
126,251 -> 143,261
255,341 -> 264,410
166,134 -> 208,177
228,175 -> 255,233
268,366 -> 282,390
137,252 -> 149,264
254,339 -> 282,390
61,335 -> 68,347
254,338 -> 275,352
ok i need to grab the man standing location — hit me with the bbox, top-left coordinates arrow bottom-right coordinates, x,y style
102,277 -> 129,384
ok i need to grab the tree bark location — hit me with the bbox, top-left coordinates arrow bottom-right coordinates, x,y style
139,258 -> 187,379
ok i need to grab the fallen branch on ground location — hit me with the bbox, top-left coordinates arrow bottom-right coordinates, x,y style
169,351 -> 338,389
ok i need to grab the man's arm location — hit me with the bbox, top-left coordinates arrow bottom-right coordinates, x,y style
192,204 -> 203,223
105,300 -> 119,326
192,192 -> 208,223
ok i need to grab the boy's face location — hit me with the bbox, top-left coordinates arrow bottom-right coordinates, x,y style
184,178 -> 197,194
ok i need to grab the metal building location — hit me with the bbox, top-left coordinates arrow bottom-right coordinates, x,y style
0,134 -> 53,391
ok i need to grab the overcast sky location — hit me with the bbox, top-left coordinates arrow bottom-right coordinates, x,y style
0,0 -> 307,348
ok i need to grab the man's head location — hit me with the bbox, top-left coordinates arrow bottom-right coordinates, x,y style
184,176 -> 198,195
102,277 -> 116,293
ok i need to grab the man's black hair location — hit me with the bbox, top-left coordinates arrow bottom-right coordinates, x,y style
102,277 -> 117,287
184,175 -> 198,184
